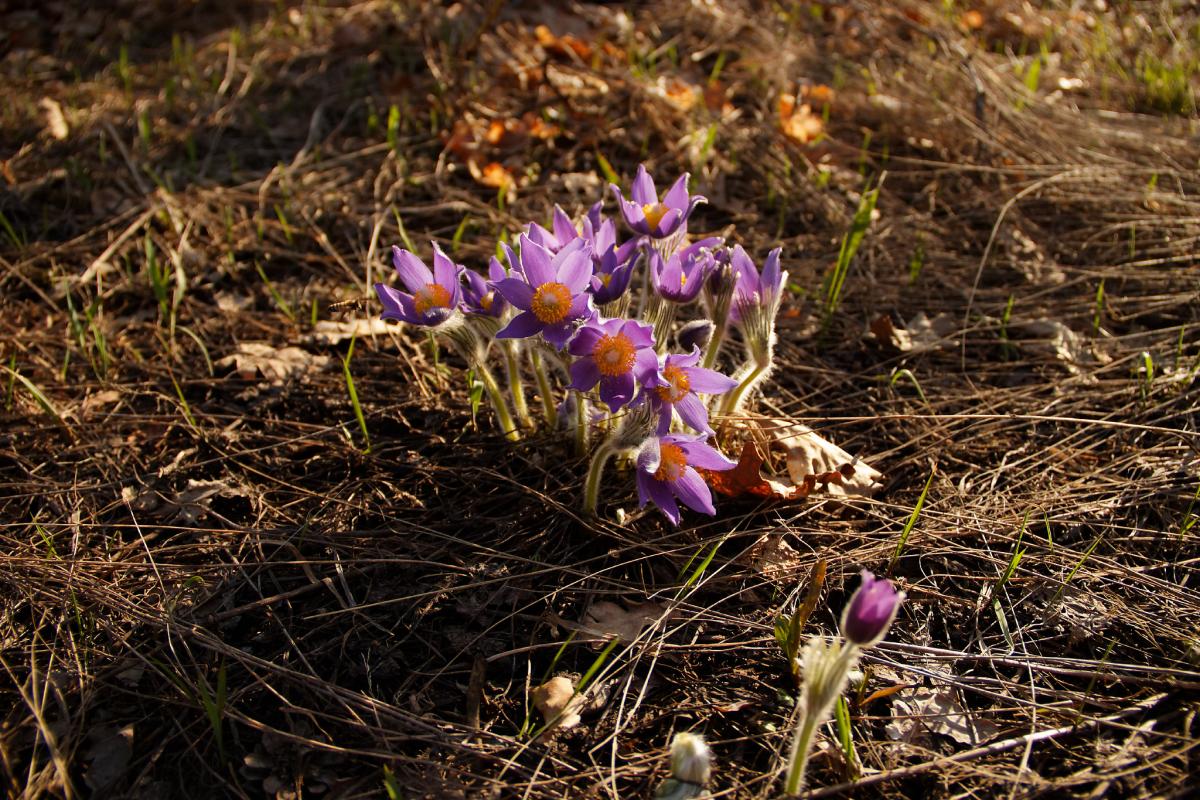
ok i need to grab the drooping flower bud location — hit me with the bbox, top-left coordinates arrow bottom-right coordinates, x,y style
656,732 -> 711,799
839,570 -> 904,647
676,319 -> 715,353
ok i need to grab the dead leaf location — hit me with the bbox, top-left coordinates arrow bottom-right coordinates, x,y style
534,24 -> 592,61
84,724 -> 134,793
40,97 -> 69,140
303,318 -> 392,345
1,159 -> 15,186
886,687 -> 1001,746
653,76 -> 701,112
802,84 -> 836,107
744,534 -> 804,580
217,343 -> 329,383
706,415 -> 883,501
778,94 -> 824,144
868,312 -> 959,354
1018,320 -> 1109,374
578,600 -> 666,642
532,675 -> 587,732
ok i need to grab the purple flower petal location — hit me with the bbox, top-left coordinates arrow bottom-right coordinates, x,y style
599,371 -> 635,412
673,467 -> 715,516
552,206 -> 576,247
431,243 -> 460,291
568,324 -> 604,356
541,321 -> 576,350
633,348 -> 659,382
674,393 -> 713,434
662,173 -> 690,209
630,164 -> 656,205
518,235 -> 555,286
392,246 -> 433,291
645,476 -> 680,525
677,439 -> 737,471
568,357 -> 601,392
556,249 -> 593,294
654,207 -> 682,237
494,277 -> 534,309
684,365 -> 738,395
376,283 -> 415,323
496,310 -> 543,340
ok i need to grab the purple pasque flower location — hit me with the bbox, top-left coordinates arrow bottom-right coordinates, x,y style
461,256 -> 508,318
729,245 -> 785,325
610,164 -> 706,239
567,317 -> 657,412
840,570 -> 905,647
524,205 -> 580,254
375,243 -> 463,327
635,434 -> 736,526
493,235 -> 595,349
647,236 -> 722,303
589,238 -> 640,305
644,347 -> 738,435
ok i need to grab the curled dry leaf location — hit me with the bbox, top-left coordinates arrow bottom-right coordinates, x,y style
84,724 -> 134,793
534,24 -> 592,61
886,686 -> 1001,747
868,312 -> 958,354
745,534 -> 804,580
705,415 -> 883,501
549,600 -> 669,643
217,343 -> 329,384
531,675 -> 588,733
1018,320 -> 1110,375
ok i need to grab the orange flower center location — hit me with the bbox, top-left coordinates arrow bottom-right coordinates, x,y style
592,333 -> 637,377
655,364 -> 691,404
413,283 -> 452,315
530,282 -> 573,323
653,443 -> 688,483
641,202 -> 668,231
479,291 -> 495,311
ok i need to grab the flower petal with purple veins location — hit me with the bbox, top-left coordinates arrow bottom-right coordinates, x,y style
673,468 -> 716,516
431,243 -> 461,292
556,249 -> 594,294
673,393 -> 712,434
631,164 -> 656,205
518,234 -> 555,286
392,246 -> 433,290
599,370 -> 636,412
684,365 -> 738,395
662,173 -> 691,209
677,439 -> 737,471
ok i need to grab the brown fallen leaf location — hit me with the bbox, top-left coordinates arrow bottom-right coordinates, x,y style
84,724 -> 134,793
534,24 -> 592,61
868,312 -> 958,354
744,534 -> 805,580
705,415 -> 883,501
303,318 -> 392,345
217,343 -> 329,384
580,600 -> 665,642
886,686 -> 1002,746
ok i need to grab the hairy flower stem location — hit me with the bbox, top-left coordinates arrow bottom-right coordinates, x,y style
700,323 -> 726,370
474,360 -> 520,442
720,360 -> 770,415
529,349 -> 558,429
784,642 -> 861,795
573,391 -> 590,457
582,437 -> 618,516
501,340 -> 532,430
645,295 -> 677,353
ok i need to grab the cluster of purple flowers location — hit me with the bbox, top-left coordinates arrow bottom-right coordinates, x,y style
374,164 -> 788,525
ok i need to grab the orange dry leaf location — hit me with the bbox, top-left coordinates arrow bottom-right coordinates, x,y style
523,112 -> 561,140
534,24 -> 592,61
443,119 -> 476,161
702,415 -> 883,501
960,10 -> 985,30
660,77 -> 700,112
476,161 -> 514,190
802,84 -> 835,107
778,94 -> 824,145
484,119 -> 507,146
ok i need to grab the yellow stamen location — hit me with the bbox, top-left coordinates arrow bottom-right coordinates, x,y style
653,443 -> 687,483
655,364 -> 691,404
592,333 -> 637,377
642,202 -> 668,231
530,282 -> 573,324
413,283 -> 452,315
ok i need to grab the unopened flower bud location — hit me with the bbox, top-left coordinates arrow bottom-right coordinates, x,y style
676,319 -> 715,352
840,570 -> 904,647
656,732 -> 712,798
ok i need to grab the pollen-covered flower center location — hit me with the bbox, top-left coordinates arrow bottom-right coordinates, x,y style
530,282 -> 572,324
641,202 -> 668,231
414,282 -> 452,315
479,291 -> 494,311
592,333 -> 637,377
653,443 -> 688,483
655,365 -> 691,404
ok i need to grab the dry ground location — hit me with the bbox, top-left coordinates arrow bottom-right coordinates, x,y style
2,1 -> 1199,798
